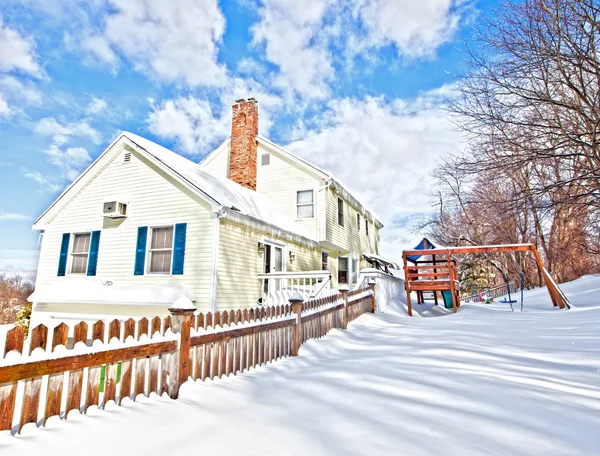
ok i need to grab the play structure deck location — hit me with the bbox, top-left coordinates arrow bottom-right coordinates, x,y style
402,241 -> 570,317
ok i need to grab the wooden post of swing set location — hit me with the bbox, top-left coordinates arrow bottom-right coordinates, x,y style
402,253 -> 413,317
447,251 -> 458,313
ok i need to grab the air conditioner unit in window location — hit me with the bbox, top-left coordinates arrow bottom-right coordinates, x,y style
103,201 -> 128,218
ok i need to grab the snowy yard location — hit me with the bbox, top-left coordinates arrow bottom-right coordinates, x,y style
1,276 -> 599,455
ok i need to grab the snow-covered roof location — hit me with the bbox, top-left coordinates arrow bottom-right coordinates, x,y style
29,283 -> 196,306
123,132 -> 315,242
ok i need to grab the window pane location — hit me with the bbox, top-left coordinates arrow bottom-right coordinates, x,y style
71,254 -> 88,274
297,204 -> 314,218
338,257 -> 348,271
297,190 -> 313,204
73,234 -> 90,253
321,251 -> 329,270
150,251 -> 172,273
273,247 -> 283,272
151,227 -> 174,249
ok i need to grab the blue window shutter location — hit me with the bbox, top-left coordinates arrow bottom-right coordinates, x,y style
87,230 -> 101,276
172,223 -> 187,275
134,226 -> 148,275
57,233 -> 70,276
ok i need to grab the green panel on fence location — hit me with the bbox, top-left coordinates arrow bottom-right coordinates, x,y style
99,365 -> 106,392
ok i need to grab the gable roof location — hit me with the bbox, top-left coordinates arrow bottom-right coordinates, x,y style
34,132 -> 316,244
200,135 -> 384,228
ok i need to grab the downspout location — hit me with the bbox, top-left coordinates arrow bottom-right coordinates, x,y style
210,208 -> 226,313
316,178 -> 332,241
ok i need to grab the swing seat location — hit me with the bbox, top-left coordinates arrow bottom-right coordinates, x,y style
500,298 -> 517,304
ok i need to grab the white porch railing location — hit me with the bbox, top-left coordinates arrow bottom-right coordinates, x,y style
257,271 -> 332,306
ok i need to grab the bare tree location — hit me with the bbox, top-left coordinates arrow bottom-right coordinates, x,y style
0,274 -> 34,325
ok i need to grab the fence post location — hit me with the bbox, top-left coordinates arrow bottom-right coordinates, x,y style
168,298 -> 195,399
369,279 -> 376,313
289,292 -> 304,356
340,287 -> 349,329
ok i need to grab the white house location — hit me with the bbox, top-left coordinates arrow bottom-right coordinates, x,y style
29,99 -> 385,326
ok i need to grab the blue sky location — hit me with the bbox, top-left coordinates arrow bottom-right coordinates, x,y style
0,0 -> 496,278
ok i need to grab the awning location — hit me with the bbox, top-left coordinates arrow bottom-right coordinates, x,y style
362,253 -> 400,271
29,282 -> 196,307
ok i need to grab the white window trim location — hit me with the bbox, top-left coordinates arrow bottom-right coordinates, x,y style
295,189 -> 315,220
337,197 -> 344,227
338,255 -> 349,285
146,225 -> 175,275
321,249 -> 330,271
68,231 -> 92,275
262,238 -> 287,273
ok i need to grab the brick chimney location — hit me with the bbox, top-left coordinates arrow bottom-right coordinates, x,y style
229,98 -> 258,191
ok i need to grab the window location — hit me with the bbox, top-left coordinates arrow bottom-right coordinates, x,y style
337,198 -> 344,226
352,258 -> 359,284
356,213 -> 360,231
71,233 -> 91,274
338,257 -> 348,284
149,226 -> 174,273
321,251 -> 329,271
366,220 -> 369,236
261,153 -> 270,166
296,190 -> 314,219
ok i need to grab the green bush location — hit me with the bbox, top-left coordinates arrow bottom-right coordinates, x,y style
16,302 -> 32,336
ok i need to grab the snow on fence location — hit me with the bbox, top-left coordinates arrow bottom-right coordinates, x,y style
0,285 -> 375,435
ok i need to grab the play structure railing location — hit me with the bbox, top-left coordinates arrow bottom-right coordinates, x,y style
401,243 -> 570,316
463,280 -> 519,303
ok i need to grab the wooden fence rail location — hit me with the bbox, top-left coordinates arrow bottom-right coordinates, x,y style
0,284 -> 375,435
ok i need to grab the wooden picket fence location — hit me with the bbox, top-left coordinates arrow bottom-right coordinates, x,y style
0,285 -> 375,435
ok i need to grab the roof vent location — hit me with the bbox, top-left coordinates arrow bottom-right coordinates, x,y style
123,151 -> 132,163
261,153 -> 270,166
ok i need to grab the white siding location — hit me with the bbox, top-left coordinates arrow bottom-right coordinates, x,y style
34,144 -> 215,316
199,139 -> 230,177
256,143 -> 323,240
215,219 -> 321,309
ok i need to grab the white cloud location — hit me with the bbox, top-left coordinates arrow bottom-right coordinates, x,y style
24,171 -> 63,193
35,117 -> 101,145
0,75 -> 42,105
0,94 -> 9,118
0,249 -> 39,280
0,17 -> 41,77
82,0 -> 227,87
85,97 -> 107,115
0,211 -> 29,222
148,96 -> 230,154
352,0 -> 464,58
43,145 -> 92,181
147,77 -> 281,155
252,0 -> 335,99
285,89 -> 463,262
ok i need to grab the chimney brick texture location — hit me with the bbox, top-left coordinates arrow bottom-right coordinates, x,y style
230,99 -> 258,191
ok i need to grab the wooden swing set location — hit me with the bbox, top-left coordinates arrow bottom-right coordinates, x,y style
402,242 -> 570,317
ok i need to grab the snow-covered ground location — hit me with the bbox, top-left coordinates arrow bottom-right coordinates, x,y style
1,275 -> 599,455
